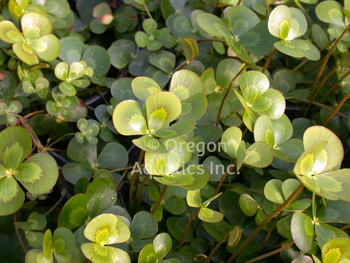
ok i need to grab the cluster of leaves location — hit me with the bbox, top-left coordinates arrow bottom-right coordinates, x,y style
1,0 -> 350,263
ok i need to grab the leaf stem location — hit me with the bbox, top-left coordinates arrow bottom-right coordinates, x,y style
129,150 -> 145,211
197,38 -> 226,44
14,211 -> 28,254
44,189 -> 67,217
304,64 -> 339,116
284,97 -> 348,120
227,184 -> 304,262
312,193 -> 316,223
0,0 -> 4,14
340,224 -> 350,231
151,185 -> 167,215
19,118 -> 46,153
109,165 -> 137,173
213,161 -> 236,195
211,183 -> 263,195
301,56 -> 327,74
206,232 -> 230,263
178,207 -> 201,251
306,25 -> 350,104
175,61 -> 190,72
22,110 -> 45,119
65,23 -> 76,37
46,133 -> 76,148
216,64 -> 246,126
292,39 -> 335,72
143,3 -> 153,19
115,169 -> 131,189
138,173 -> 150,206
320,70 -> 350,103
262,47 -> 277,73
245,240 -> 295,263
322,88 -> 350,126
257,211 -> 283,253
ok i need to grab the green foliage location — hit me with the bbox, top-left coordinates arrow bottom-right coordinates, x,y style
0,126 -> 58,216
1,1 -> 350,263
0,12 -> 60,65
81,214 -> 131,263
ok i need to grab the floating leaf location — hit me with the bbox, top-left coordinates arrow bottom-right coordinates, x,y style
303,126 -> 343,174
0,126 -> 32,169
227,6 -> 260,37
268,5 -> 307,40
131,76 -> 161,100
291,212 -> 314,252
84,213 -> 130,245
108,39 -> 135,69
154,233 -> 172,261
59,36 -> 85,66
244,141 -> 273,168
82,45 -> 110,76
239,194 -> 259,216
315,1 -> 344,27
131,211 -> 158,240
146,92 -> 182,132
221,126 -> 242,158
198,207 -> 224,223
58,194 -> 88,229
15,153 -> 58,195
197,13 -> 232,38
315,223 -> 349,249
322,238 -> 350,263
0,176 -> 25,216
181,38 -> 199,62
113,100 -> 148,135
86,178 -> 117,218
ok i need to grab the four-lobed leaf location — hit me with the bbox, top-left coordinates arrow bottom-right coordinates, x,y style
294,126 -> 350,201
0,12 -> 60,65
268,5 -> 320,60
0,126 -> 58,216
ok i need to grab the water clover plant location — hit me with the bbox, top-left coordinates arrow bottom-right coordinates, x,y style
0,11 -> 60,65
22,77 -> 49,99
221,126 -> 273,171
0,100 -> 22,126
131,69 -> 207,121
113,91 -> 192,152
81,214 -> 131,263
25,227 -> 81,263
138,233 -> 177,262
46,87 -> 79,120
268,5 -> 320,60
234,70 -> 286,131
62,139 -> 128,184
14,211 -> 47,248
90,3 -> 114,34
148,185 -> 186,222
135,18 -> 174,51
187,190 -> 224,223
145,138 -> 209,190
197,6 -> 276,63
294,126 -> 350,201
2,1 -> 350,263
0,126 -> 58,215
75,118 -> 100,144
58,178 -> 118,229
313,238 -> 350,263
54,61 -> 93,96
254,114 -> 304,162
